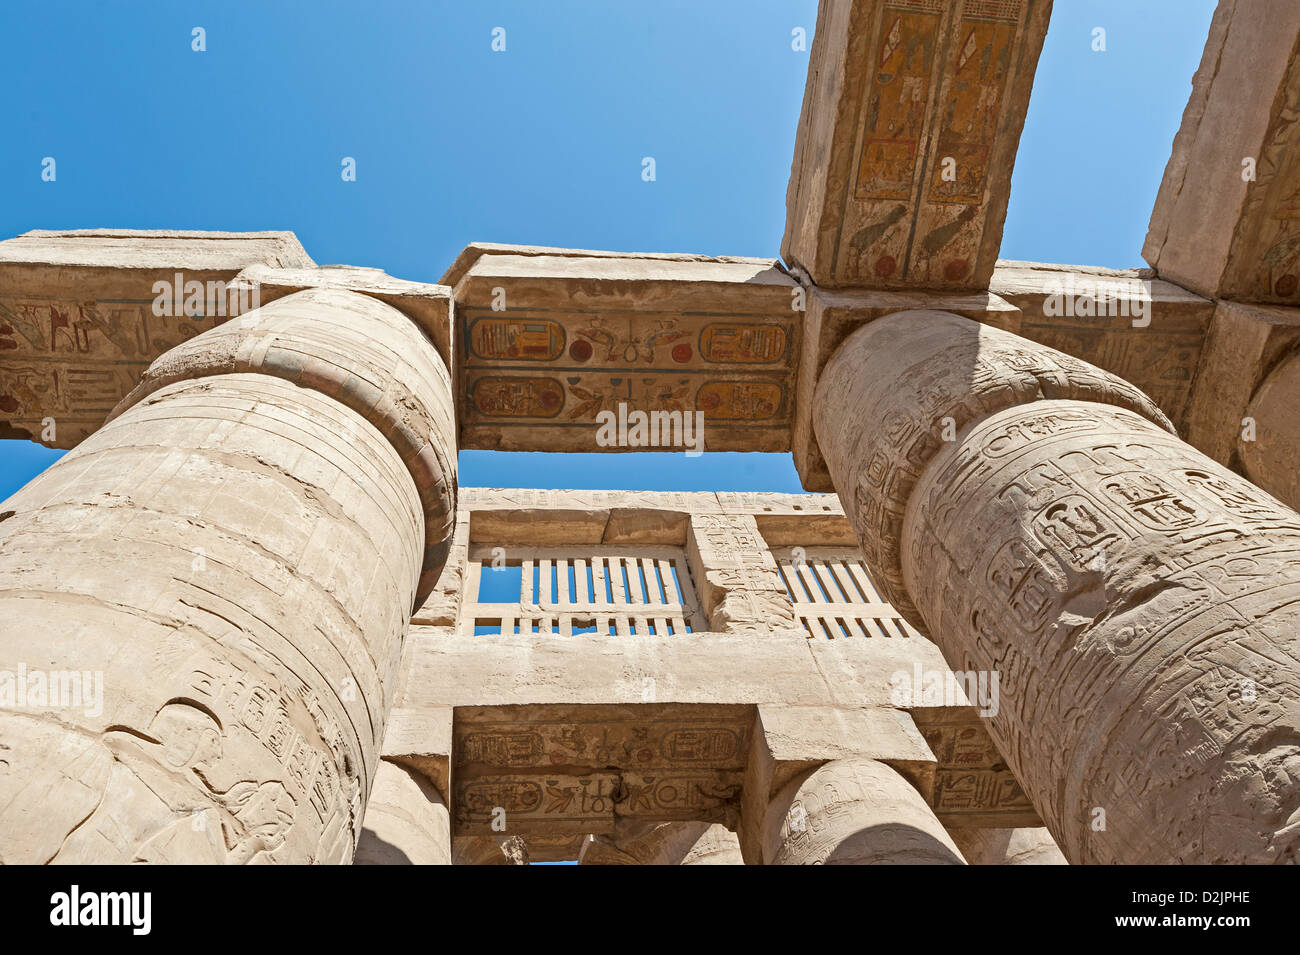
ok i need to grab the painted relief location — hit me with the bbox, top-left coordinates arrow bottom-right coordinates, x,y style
470,376 -> 565,418
854,5 -> 944,202
468,317 -> 565,361
699,323 -> 788,363
696,381 -> 782,420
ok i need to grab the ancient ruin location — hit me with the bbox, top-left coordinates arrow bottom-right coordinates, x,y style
1,0 -> 1298,864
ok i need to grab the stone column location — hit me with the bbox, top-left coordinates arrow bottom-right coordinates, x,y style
451,836 -> 529,865
0,287 -> 456,864
580,822 -> 744,865
814,310 -> 1300,864
948,828 -> 1067,866
1240,348 -> 1300,510
762,759 -> 964,865
355,761 -> 450,865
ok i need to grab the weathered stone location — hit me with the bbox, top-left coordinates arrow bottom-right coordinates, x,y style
231,264 -> 455,376
815,310 -> 1300,864
990,260 -> 1215,430
792,285 -> 1017,491
8,0 -> 1295,868
1144,0 -> 1300,304
451,835 -> 529,865
1240,349 -> 1300,511
948,826 -> 1066,865
782,0 -> 1052,290
355,760 -> 451,865
1183,299 -> 1300,511
763,758 -> 965,864
0,229 -> 312,447
580,822 -> 742,865
444,245 -> 798,454
0,287 -> 456,864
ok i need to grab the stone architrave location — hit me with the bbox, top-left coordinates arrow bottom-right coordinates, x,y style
0,287 -> 456,864
1144,1 -> 1300,305
0,229 -> 314,448
782,0 -> 1053,290
814,311 -> 1300,864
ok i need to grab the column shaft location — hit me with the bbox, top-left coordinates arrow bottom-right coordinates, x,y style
354,761 -> 450,865
0,288 -> 456,864
580,822 -> 744,865
763,758 -> 964,864
814,311 -> 1300,864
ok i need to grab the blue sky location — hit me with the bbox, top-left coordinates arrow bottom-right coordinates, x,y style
0,0 -> 1216,500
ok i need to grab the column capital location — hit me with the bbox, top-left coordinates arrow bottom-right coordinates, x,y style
110,286 -> 457,602
814,309 -> 1171,621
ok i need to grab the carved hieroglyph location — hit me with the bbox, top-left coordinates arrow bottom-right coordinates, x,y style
815,311 -> 1300,864
990,261 -> 1215,430
0,229 -> 314,447
1144,0 -> 1300,304
452,704 -> 751,839
0,288 -> 456,863
782,0 -> 1052,289
686,512 -> 798,632
443,246 -> 799,454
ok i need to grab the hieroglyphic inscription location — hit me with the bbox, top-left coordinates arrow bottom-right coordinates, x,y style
904,401 -> 1300,863
0,297 -> 221,446
913,710 -> 1038,826
459,305 -> 795,452
688,513 -> 798,631
451,705 -> 751,837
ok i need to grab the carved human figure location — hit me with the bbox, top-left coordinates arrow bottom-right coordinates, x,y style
0,288 -> 457,864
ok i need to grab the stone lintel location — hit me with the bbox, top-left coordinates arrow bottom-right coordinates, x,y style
454,488 -> 850,548
456,486 -> 848,515
0,228 -> 314,272
446,245 -> 799,453
782,0 -> 1052,290
396,628 -> 953,711
1143,1 -> 1300,304
989,260 -> 1215,430
438,241 -> 782,289
794,285 -> 1018,491
0,228 -> 315,447
451,703 -> 752,837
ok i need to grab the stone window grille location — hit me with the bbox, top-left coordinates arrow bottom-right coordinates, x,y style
771,546 -> 920,640
463,545 -> 707,636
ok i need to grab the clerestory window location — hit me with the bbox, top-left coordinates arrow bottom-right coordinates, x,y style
463,545 -> 706,636
771,545 -> 920,640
